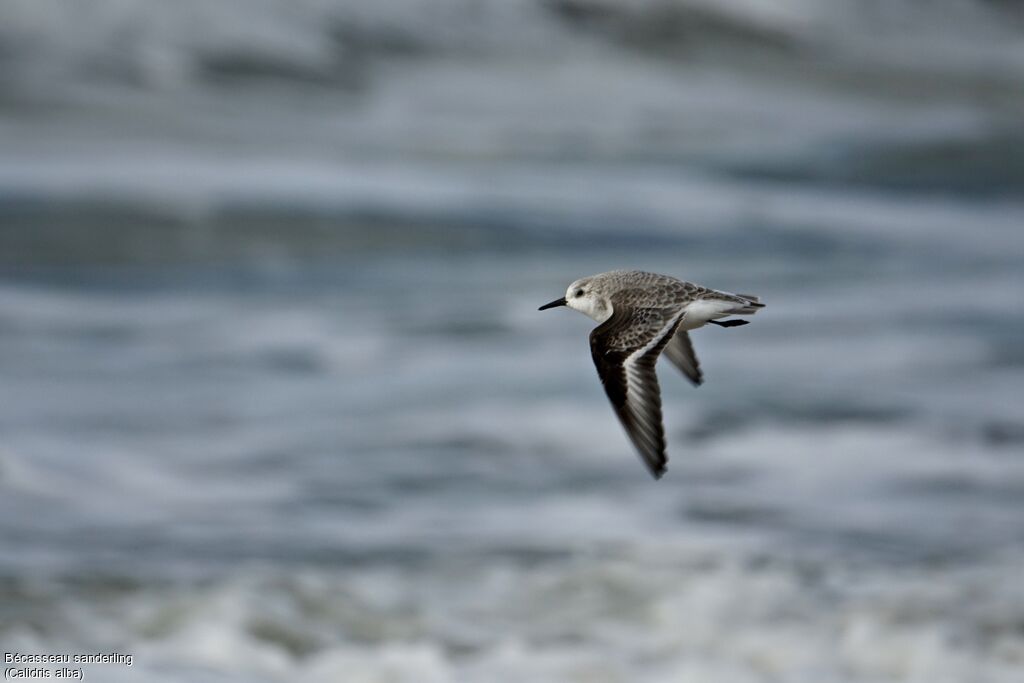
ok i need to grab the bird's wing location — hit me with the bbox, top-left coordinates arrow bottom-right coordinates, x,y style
662,330 -> 702,386
589,304 -> 687,479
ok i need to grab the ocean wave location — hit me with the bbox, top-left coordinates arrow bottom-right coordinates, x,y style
2,154 -> 1023,265
723,130 -> 1024,196
3,547 -> 1024,682
1,0 -> 1022,94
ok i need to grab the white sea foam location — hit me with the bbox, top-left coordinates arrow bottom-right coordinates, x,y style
4,545 -> 1024,683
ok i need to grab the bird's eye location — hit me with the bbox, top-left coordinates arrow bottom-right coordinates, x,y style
575,288 -> 584,298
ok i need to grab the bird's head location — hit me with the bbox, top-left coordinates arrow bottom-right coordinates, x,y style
539,277 -> 612,322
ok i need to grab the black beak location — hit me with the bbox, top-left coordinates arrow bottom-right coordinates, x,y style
538,297 -> 567,311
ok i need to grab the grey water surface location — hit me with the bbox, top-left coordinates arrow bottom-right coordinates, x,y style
1,1 -> 1024,681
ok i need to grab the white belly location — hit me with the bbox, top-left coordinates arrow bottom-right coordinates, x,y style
679,299 -> 734,330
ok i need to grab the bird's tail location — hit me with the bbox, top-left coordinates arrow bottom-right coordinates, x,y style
728,293 -> 765,315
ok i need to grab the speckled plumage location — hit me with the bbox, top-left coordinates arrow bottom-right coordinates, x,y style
539,270 -> 764,479
573,270 -> 755,311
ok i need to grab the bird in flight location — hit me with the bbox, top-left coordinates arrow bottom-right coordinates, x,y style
539,270 -> 764,479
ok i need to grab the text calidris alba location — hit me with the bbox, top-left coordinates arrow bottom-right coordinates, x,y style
539,270 -> 764,479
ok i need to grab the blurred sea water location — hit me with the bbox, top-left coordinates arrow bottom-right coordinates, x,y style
1,1 -> 1024,681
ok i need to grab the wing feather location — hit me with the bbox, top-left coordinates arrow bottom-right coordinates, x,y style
590,304 -> 686,479
662,330 -> 703,386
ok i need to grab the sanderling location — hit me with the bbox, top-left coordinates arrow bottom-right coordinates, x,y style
539,270 -> 764,479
